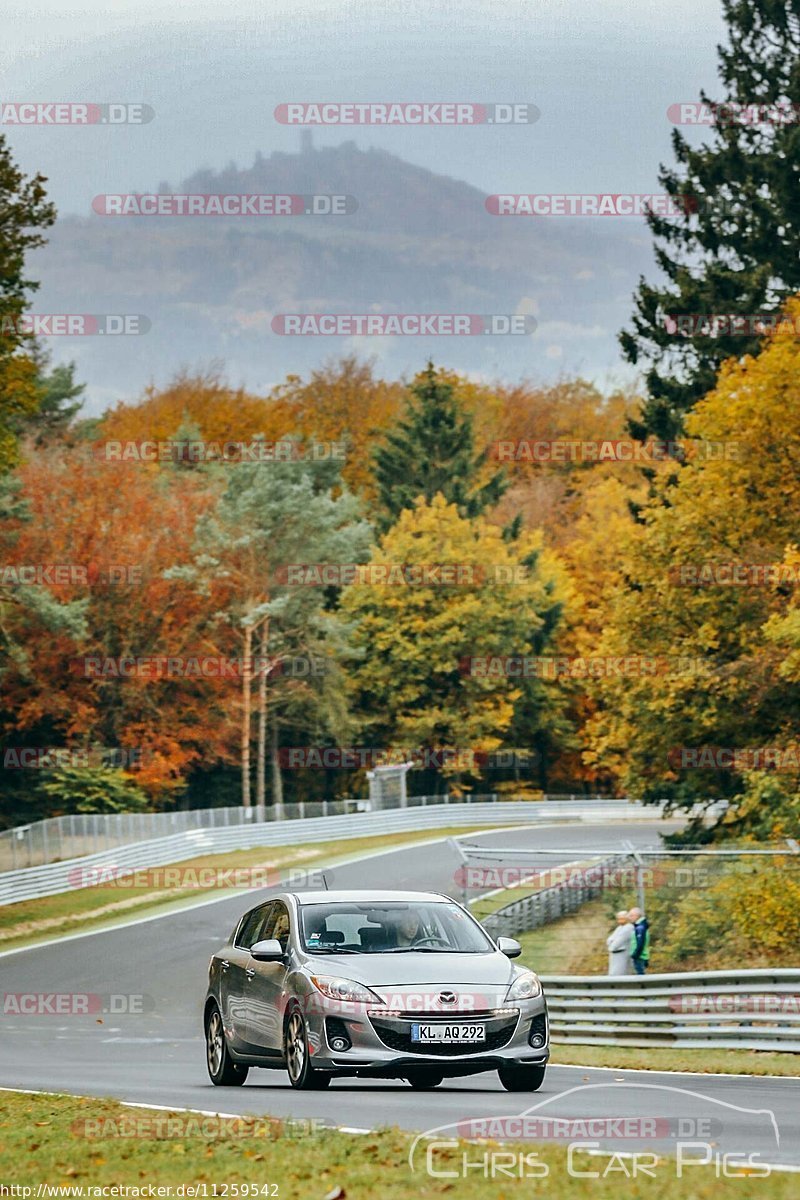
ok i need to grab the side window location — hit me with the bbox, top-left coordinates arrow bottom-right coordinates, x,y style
264,901 -> 291,953
236,903 -> 274,950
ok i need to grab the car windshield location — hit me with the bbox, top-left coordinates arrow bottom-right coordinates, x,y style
299,900 -> 494,954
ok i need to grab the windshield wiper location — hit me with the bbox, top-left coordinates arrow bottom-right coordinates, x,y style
306,946 -> 360,954
378,946 -> 447,953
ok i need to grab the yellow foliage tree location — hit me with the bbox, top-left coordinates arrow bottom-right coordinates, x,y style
583,297 -> 800,806
340,493 -> 569,786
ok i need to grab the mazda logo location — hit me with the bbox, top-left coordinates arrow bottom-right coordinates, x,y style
437,991 -> 457,1005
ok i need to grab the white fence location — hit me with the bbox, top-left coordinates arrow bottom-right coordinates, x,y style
480,855 -> 633,936
542,968 -> 800,1052
0,799 -> 369,871
0,798 -> 655,907
0,793 -> 627,871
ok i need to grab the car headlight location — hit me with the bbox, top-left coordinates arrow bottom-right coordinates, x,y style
506,970 -> 542,1002
309,975 -> 384,1005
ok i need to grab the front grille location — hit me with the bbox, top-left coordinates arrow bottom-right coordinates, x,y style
369,1011 -> 519,1057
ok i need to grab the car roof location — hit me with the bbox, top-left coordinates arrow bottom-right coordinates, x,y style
292,889 -> 452,906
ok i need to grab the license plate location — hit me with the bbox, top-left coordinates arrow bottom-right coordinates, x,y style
411,1023 -> 485,1044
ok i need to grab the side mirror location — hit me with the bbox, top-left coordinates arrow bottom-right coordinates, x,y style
250,938 -> 285,962
497,936 -> 522,959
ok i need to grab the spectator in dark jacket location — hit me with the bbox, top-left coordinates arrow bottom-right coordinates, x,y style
628,907 -> 650,974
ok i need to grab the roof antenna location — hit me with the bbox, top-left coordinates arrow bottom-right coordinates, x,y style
321,872 -> 329,891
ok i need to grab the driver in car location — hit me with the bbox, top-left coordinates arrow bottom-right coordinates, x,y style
394,909 -> 424,947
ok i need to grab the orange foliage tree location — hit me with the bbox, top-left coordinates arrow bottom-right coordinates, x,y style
0,444 -> 231,801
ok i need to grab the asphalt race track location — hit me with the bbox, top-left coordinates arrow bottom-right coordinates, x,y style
1,821 -> 798,1170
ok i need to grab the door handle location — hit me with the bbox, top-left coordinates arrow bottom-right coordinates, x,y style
220,960 -> 230,972
246,967 -> 256,979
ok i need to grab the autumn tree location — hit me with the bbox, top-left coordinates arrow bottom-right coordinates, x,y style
97,368 -> 289,451
586,298 -> 800,816
172,449 -> 371,808
269,356 -> 404,498
341,493 -> 569,791
488,379 -> 639,546
0,445 -> 218,823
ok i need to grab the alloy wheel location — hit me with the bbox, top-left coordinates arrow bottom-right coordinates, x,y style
206,1009 -> 224,1076
286,1012 -> 306,1082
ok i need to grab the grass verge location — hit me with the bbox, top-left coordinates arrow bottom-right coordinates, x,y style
551,1044 -> 800,1077
0,1089 -> 795,1198
516,899 -> 609,975
516,908 -> 800,1077
0,826 -> 485,953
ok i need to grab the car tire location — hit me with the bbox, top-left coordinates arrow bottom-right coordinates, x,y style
205,1004 -> 249,1086
498,1063 -> 546,1092
284,1008 -> 332,1090
406,1071 -> 445,1089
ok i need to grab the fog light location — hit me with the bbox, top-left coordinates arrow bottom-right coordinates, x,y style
528,1013 -> 547,1048
326,1016 -> 352,1052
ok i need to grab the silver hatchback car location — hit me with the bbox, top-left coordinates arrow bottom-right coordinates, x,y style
204,889 -> 548,1091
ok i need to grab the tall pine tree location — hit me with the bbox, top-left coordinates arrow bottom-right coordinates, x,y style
0,134 -> 56,471
621,1 -> 800,441
373,363 -> 506,531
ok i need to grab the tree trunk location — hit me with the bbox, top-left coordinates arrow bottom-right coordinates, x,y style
241,623 -> 253,808
271,713 -> 284,817
256,619 -> 269,812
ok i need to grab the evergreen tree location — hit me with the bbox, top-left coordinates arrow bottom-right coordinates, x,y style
13,347 -> 84,444
171,448 -> 372,807
373,363 -> 506,531
621,1 -> 800,441
0,134 -> 57,470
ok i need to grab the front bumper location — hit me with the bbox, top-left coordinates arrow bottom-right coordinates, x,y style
305,1000 -> 549,1076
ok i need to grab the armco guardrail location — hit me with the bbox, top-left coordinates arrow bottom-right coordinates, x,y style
0,792 -> 629,870
0,798 -> 656,907
542,968 -> 800,1052
0,799 -> 367,871
481,854 -> 633,937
